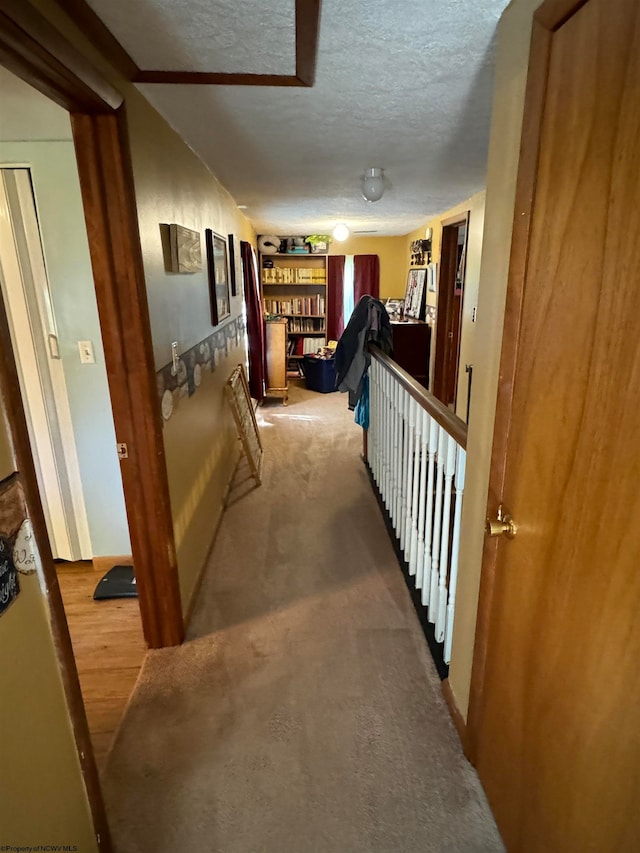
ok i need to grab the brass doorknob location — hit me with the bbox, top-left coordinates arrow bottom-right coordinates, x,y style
485,504 -> 517,539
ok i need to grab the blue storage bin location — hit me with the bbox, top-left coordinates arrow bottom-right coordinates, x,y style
302,356 -> 337,393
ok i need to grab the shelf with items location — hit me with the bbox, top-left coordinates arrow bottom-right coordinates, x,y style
262,268 -> 326,285
260,242 -> 329,367
285,316 -> 325,334
287,335 -> 326,357
263,294 -> 326,317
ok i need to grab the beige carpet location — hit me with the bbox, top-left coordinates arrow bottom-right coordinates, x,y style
103,380 -> 504,852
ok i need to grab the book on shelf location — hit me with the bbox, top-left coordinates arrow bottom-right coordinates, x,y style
287,337 -> 326,356
284,316 -> 325,334
263,295 -> 325,316
262,267 -> 327,284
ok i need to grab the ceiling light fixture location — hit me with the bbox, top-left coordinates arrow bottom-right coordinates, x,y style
332,223 -> 350,241
362,167 -> 384,203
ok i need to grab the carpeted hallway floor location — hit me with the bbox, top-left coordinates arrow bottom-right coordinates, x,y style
102,380 -> 504,852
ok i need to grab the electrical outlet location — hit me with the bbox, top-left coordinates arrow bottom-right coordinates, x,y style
78,340 -> 95,364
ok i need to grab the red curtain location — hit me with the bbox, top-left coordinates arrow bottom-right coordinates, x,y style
327,255 -> 345,341
354,254 -> 380,303
241,241 -> 265,401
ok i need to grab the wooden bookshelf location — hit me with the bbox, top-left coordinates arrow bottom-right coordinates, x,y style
260,243 -> 329,363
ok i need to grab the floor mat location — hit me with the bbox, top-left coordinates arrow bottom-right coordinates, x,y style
93,564 -> 137,600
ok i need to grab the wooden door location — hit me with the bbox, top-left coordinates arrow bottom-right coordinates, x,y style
433,217 -> 467,407
472,0 -> 640,850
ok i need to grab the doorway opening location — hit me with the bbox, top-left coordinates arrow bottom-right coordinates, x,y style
0,69 -> 145,770
432,215 -> 469,409
0,5 -> 184,841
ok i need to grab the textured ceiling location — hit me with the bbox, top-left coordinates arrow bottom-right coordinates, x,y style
87,0 -> 511,236
87,0 -> 296,75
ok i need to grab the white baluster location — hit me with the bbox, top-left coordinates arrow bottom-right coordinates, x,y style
408,404 -> 422,578
388,375 -> 396,521
421,417 -> 439,606
372,362 -> 380,485
415,408 -> 428,589
397,389 -> 406,547
401,390 -> 412,555
394,382 -> 403,536
382,369 -> 391,510
444,446 -> 466,664
436,434 -> 457,642
388,375 -> 396,523
405,397 -> 417,569
428,427 -> 446,622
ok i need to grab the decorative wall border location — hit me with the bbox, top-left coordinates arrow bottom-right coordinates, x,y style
156,316 -> 247,422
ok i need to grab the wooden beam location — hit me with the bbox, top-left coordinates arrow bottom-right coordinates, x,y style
133,70 -> 302,87
0,0 -> 122,110
53,0 -> 139,80
50,0 -> 322,88
296,0 -> 321,86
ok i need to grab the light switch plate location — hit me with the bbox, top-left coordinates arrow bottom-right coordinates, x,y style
78,340 -> 95,364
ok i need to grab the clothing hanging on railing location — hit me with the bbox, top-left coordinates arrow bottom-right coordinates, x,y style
354,374 -> 369,430
335,295 -> 392,409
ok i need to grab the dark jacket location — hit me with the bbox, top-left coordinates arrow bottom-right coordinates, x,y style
335,295 -> 393,409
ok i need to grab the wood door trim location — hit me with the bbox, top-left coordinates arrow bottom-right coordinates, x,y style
0,0 -> 122,111
71,110 -> 183,649
440,212 -> 469,229
465,13 -> 555,761
433,215 -> 468,406
0,298 -> 111,850
534,0 -> 589,29
0,2 -> 184,846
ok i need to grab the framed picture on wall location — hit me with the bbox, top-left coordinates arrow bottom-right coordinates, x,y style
427,261 -> 438,292
403,268 -> 427,319
205,229 -> 231,326
228,233 -> 238,297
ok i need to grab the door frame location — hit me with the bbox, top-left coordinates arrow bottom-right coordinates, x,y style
465,0 -> 586,761
0,1 -> 185,847
0,167 -> 94,561
432,212 -> 469,406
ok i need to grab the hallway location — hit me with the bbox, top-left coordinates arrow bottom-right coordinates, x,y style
102,381 -> 502,852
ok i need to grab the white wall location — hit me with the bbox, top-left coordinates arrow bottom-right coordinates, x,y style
0,69 -> 130,557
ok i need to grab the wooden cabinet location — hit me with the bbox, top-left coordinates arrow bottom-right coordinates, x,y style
391,319 -> 431,389
264,318 -> 289,404
260,249 -> 328,367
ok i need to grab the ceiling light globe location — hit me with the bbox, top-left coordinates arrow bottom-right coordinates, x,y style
332,223 -> 350,241
362,167 -> 384,203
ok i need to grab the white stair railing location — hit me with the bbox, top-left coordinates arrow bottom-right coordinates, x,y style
368,348 -> 467,666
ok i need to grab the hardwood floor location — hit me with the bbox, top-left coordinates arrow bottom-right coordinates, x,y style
56,560 -> 147,771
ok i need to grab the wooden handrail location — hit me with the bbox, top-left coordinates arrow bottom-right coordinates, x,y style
369,345 -> 468,450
